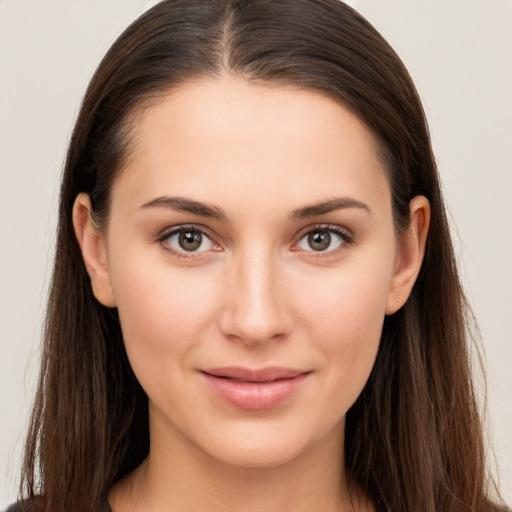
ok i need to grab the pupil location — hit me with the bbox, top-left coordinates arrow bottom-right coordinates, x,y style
308,231 -> 331,251
179,231 -> 202,251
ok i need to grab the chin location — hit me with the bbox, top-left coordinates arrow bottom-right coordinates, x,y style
208,441 -> 308,470
194,417 -> 341,471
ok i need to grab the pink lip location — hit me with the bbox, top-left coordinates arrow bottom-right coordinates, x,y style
200,366 -> 311,410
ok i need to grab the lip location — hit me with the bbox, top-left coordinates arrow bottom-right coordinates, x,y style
200,366 -> 311,410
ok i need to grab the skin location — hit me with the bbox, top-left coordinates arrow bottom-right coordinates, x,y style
73,76 -> 430,512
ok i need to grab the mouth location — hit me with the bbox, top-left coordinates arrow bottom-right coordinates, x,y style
200,366 -> 312,410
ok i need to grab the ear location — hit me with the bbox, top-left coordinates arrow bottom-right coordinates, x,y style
386,195 -> 430,315
72,193 -> 116,307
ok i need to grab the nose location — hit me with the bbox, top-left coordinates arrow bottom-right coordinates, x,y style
218,248 -> 293,346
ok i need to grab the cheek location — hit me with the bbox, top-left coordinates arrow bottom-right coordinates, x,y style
296,261 -> 392,405
109,254 -> 220,375
299,258 -> 391,338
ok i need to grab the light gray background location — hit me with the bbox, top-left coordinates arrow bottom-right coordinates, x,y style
1,0 -> 511,507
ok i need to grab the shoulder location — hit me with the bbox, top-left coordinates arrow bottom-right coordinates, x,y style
3,500 -> 111,512
3,502 -> 33,512
3,498 -> 43,512
4,504 -> 21,512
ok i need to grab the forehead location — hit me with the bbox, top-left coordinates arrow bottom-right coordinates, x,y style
113,76 -> 390,217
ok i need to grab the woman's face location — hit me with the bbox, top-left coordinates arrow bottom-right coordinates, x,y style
78,77 -> 423,469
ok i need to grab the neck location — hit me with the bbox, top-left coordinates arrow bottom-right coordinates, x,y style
109,414 -> 371,512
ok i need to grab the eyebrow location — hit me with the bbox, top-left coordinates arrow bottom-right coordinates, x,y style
140,196 -> 228,221
290,197 -> 371,220
140,195 -> 371,222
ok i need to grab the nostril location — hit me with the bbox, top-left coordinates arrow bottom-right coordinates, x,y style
217,264 -> 294,345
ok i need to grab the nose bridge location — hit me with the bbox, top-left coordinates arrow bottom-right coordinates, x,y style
220,244 -> 291,345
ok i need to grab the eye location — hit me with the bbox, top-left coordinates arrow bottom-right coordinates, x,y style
159,226 -> 220,256
295,226 -> 351,254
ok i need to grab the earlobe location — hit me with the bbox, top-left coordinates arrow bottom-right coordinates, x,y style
385,195 -> 430,315
72,193 -> 116,307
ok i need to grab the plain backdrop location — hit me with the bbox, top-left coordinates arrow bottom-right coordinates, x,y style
1,0 -> 511,508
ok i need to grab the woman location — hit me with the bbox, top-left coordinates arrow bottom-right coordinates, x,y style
10,0 -> 508,511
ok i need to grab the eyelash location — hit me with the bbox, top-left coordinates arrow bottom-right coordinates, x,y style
292,224 -> 354,259
156,224 -> 220,259
156,224 -> 354,260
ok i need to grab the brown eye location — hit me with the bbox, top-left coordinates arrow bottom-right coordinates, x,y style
161,227 -> 218,255
295,226 -> 350,255
307,231 -> 331,251
178,230 -> 203,251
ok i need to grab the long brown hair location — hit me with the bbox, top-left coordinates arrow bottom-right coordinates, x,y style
18,1 -> 506,511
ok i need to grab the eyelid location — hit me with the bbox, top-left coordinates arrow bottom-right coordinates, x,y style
292,223 -> 354,242
154,222 -> 353,259
290,223 -> 354,256
156,224 -> 222,258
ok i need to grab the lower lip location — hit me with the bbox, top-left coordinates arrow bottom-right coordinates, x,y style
202,372 -> 310,410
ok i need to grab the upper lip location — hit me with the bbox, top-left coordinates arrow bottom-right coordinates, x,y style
201,366 -> 310,382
